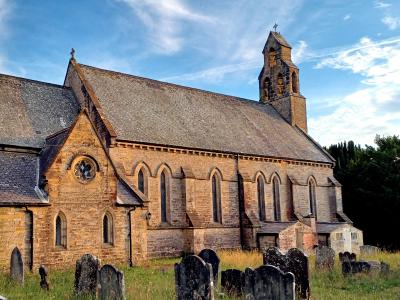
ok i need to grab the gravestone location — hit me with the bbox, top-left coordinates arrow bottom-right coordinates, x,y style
39,265 -> 49,291
10,247 -> 24,284
0,295 -> 7,300
198,249 -> 220,284
244,265 -> 295,300
342,261 -> 371,276
263,247 -> 310,299
360,245 -> 380,256
74,254 -> 100,296
98,264 -> 125,300
221,269 -> 245,297
175,255 -> 214,300
339,251 -> 356,263
315,245 -> 335,269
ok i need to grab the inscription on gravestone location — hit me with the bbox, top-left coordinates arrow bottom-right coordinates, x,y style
315,245 -> 335,269
74,254 -> 100,296
263,247 -> 310,299
175,255 -> 214,300
221,269 -> 245,297
360,245 -> 380,256
198,249 -> 220,284
244,265 -> 295,300
10,247 -> 24,284
98,264 -> 125,300
39,265 -> 49,291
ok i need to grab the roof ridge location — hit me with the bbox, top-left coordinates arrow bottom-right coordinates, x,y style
0,73 -> 70,89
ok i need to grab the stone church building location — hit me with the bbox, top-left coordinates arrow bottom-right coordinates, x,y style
0,32 -> 362,270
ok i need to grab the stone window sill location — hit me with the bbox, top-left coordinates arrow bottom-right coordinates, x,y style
54,245 -> 67,251
102,243 -> 114,248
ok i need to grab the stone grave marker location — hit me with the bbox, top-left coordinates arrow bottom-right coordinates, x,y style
98,264 -> 125,300
263,247 -> 310,299
360,245 -> 380,256
198,249 -> 220,284
10,247 -> 24,284
39,265 -> 49,291
315,245 -> 335,269
221,269 -> 245,297
339,251 -> 356,263
342,261 -> 371,276
0,295 -> 7,300
244,265 -> 295,300
74,254 -> 100,296
175,255 -> 214,300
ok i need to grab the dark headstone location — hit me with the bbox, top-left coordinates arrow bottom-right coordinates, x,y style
175,255 -> 214,300
360,245 -> 380,256
315,245 -> 335,269
98,264 -> 125,300
221,269 -> 245,297
342,261 -> 371,276
198,249 -> 220,284
74,254 -> 100,296
10,247 -> 24,284
244,265 -> 295,300
339,251 -> 356,263
263,247 -> 310,299
39,265 -> 49,291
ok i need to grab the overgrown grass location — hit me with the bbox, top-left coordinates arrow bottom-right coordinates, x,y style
0,251 -> 399,299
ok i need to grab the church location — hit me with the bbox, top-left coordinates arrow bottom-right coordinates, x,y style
0,31 -> 362,270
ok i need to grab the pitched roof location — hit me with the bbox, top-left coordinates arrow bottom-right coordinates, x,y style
0,150 -> 45,205
270,31 -> 292,48
0,74 -> 80,148
260,221 -> 296,233
79,64 -> 333,164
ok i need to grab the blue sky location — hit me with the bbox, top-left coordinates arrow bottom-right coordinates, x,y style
1,0 -> 399,146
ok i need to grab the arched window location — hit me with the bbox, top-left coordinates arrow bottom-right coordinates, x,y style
263,77 -> 270,101
292,72 -> 298,93
272,177 -> 281,221
55,212 -> 67,248
212,174 -> 222,223
160,171 -> 168,223
268,47 -> 276,68
103,212 -> 113,244
309,179 -> 317,219
257,176 -> 266,221
277,73 -> 284,97
138,169 -> 145,194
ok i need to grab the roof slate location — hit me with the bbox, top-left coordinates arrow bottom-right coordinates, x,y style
0,74 -> 80,148
79,64 -> 333,163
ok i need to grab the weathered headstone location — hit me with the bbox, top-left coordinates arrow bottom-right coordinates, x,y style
315,245 -> 335,269
244,265 -> 295,300
39,265 -> 49,291
342,261 -> 371,276
263,247 -> 309,299
10,247 -> 24,284
339,251 -> 356,263
221,269 -> 245,297
360,245 -> 380,256
98,264 -> 125,300
74,254 -> 100,296
0,295 -> 7,300
198,249 -> 220,284
175,255 -> 214,300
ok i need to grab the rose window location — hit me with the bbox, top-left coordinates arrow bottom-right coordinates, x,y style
73,157 -> 96,183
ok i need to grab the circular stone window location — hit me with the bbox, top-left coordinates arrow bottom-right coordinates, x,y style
73,157 -> 97,183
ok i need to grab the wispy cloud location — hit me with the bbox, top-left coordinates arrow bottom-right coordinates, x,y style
309,36 -> 400,146
343,14 -> 351,21
374,1 -> 392,9
292,40 -> 308,64
0,0 -> 12,73
382,16 -> 400,30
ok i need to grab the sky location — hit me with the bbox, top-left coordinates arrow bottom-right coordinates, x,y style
0,0 -> 399,147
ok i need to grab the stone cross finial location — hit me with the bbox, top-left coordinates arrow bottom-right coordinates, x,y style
70,48 -> 75,60
273,23 -> 278,32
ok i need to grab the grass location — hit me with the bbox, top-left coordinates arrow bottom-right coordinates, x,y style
0,251 -> 399,299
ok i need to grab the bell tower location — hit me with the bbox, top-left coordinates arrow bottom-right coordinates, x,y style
258,30 -> 307,132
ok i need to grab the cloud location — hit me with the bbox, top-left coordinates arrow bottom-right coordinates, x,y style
119,0 -> 214,54
374,1 -> 392,9
309,36 -> 400,146
343,14 -> 351,21
292,40 -> 308,64
382,16 -> 400,30
0,0 -> 12,73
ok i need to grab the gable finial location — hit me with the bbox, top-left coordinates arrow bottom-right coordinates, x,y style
273,23 -> 278,32
70,48 -> 75,60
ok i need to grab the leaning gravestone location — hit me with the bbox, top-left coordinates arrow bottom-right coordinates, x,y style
221,269 -> 245,297
339,251 -> 356,263
39,265 -> 49,291
198,249 -> 220,284
315,245 -> 335,269
175,255 -> 214,300
74,254 -> 100,296
10,247 -> 24,284
98,264 -> 125,300
263,247 -> 310,299
360,245 -> 380,256
244,265 -> 295,300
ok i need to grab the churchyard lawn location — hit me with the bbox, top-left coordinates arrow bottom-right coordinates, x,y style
0,250 -> 399,299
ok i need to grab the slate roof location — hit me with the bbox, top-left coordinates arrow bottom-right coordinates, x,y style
270,31 -> 292,48
0,74 -> 80,148
260,222 -> 296,233
79,64 -> 333,164
316,223 -> 345,234
0,151 -> 44,205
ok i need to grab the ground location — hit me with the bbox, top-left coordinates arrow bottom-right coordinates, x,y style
0,251 -> 399,299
